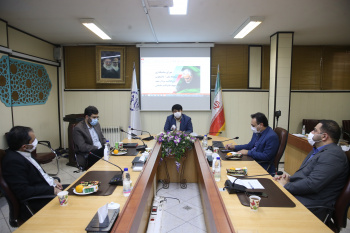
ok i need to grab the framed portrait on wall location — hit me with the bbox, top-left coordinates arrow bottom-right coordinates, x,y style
96,46 -> 125,84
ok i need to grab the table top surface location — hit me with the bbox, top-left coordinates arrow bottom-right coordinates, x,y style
14,135 -> 331,233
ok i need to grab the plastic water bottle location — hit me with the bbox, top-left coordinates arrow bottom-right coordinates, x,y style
103,143 -> 109,161
302,125 -> 306,135
212,156 -> 217,174
106,140 -> 111,155
123,168 -> 131,197
202,135 -> 208,149
128,126 -> 132,139
214,157 -> 221,182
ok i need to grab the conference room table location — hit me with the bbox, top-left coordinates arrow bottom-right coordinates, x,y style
13,135 -> 332,233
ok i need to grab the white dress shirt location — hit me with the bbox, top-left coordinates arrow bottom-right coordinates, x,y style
176,119 -> 181,131
86,123 -> 102,149
17,151 -> 56,187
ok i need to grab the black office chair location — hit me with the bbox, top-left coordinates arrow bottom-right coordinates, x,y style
0,149 -> 56,227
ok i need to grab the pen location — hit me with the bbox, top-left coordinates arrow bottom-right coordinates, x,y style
248,181 -> 254,189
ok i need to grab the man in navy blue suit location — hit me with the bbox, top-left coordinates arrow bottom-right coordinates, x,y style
225,112 -> 279,174
164,104 -> 193,133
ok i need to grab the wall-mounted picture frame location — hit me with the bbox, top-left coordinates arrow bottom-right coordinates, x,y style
96,46 -> 125,84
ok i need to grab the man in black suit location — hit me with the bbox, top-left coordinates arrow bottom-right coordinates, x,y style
275,120 -> 349,220
2,126 -> 64,221
73,106 -> 106,169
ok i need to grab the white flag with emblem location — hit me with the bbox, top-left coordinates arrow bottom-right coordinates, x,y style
129,65 -> 142,135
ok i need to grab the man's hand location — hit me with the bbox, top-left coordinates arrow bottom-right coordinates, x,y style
54,187 -> 62,195
238,149 -> 248,155
225,144 -> 235,150
54,179 -> 63,190
275,173 -> 290,186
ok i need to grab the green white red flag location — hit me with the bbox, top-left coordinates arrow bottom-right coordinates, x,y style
209,65 -> 225,136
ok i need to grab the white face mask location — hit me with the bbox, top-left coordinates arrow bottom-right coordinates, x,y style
26,138 -> 38,152
174,112 -> 182,119
251,125 -> 260,134
307,132 -> 322,146
90,118 -> 99,126
250,126 -> 258,133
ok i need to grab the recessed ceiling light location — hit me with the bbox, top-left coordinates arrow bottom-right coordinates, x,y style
169,0 -> 188,15
80,19 -> 111,40
232,17 -> 264,39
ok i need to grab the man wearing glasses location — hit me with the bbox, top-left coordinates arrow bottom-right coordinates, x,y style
73,106 -> 106,170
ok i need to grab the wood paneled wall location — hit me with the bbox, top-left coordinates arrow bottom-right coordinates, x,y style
292,46 -> 350,90
64,46 -> 139,89
64,45 -> 349,91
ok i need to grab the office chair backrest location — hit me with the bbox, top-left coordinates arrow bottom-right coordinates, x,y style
333,150 -> 350,231
342,120 -> 350,142
302,119 -> 321,134
0,149 -> 22,227
273,127 -> 288,171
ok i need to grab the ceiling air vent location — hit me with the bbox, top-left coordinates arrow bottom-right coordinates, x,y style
147,0 -> 173,7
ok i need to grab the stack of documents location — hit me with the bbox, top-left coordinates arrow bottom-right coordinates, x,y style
227,176 -> 264,189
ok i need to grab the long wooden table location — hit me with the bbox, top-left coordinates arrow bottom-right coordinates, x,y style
14,135 -> 332,233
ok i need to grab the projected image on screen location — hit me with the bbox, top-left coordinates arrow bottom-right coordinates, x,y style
175,66 -> 200,93
140,47 -> 211,111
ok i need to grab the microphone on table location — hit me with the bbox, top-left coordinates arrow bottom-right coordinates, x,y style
120,128 -> 137,138
89,152 -> 124,186
132,136 -> 147,152
221,137 -> 239,142
207,131 -> 223,135
212,137 -> 239,148
131,128 -> 154,141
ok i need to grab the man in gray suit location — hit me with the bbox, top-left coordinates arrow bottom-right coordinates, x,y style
275,120 -> 349,220
73,106 -> 106,170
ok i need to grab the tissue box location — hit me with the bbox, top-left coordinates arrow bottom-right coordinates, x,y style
132,157 -> 145,166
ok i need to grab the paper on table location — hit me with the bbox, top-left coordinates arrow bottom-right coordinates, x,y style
227,176 -> 264,189
292,134 -> 307,138
98,203 -> 109,223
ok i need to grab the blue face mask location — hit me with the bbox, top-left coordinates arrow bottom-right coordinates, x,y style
90,118 -> 98,126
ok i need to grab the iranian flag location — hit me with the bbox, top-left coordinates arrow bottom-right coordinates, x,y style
209,65 -> 225,136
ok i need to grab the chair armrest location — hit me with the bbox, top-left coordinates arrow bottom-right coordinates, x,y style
22,195 -> 56,204
305,205 -> 335,211
21,195 -> 56,216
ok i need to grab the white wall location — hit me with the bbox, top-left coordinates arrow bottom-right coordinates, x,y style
62,91 -> 269,147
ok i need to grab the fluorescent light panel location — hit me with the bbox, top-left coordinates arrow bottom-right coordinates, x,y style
232,17 -> 264,39
81,19 -> 111,40
169,0 -> 188,15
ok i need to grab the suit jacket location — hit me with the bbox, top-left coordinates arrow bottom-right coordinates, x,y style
73,120 -> 106,156
234,126 -> 279,174
2,149 -> 54,220
284,143 -> 349,209
164,114 -> 193,133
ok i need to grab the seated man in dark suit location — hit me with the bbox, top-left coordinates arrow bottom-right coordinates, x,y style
274,120 -> 349,220
164,104 -> 193,133
2,126 -> 64,221
73,106 -> 106,169
225,112 -> 279,174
